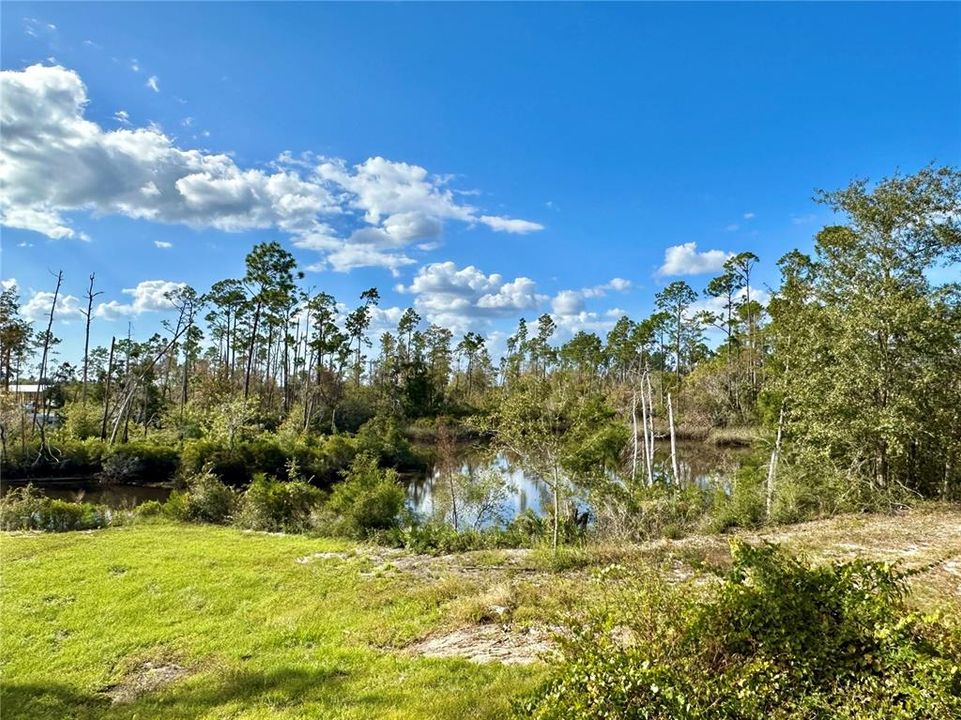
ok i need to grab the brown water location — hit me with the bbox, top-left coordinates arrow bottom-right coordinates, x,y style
1,479 -> 172,508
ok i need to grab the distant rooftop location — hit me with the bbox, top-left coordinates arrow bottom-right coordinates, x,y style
4,383 -> 51,394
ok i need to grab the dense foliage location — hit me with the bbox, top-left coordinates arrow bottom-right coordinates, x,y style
521,543 -> 961,719
1,166 -> 959,539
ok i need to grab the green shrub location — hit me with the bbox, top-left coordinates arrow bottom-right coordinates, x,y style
392,522 -> 529,554
180,435 -> 358,488
134,499 -> 164,518
355,414 -> 423,470
98,441 -> 180,484
0,485 -> 114,531
324,453 -> 406,538
62,402 -> 102,440
163,490 -> 189,520
705,461 -> 766,532
182,468 -> 237,523
520,542 -> 961,720
235,473 -> 323,532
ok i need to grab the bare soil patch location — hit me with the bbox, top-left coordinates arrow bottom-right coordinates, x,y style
99,660 -> 189,704
407,624 -> 554,665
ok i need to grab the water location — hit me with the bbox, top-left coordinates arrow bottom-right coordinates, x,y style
1,480 -> 172,508
3,441 -> 750,520
406,440 -> 750,528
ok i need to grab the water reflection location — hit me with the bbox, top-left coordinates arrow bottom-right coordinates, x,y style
1,480 -> 171,508
406,441 -> 750,526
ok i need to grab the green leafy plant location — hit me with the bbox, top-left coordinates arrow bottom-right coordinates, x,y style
521,542 -> 961,719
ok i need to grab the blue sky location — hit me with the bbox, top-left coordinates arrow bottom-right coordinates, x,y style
2,2 -> 959,360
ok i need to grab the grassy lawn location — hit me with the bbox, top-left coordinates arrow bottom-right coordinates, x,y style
1,523 -> 545,719
3,508 -> 959,719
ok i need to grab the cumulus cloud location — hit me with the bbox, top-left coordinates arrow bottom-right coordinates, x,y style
548,277 -> 632,336
1,278 -> 19,292
22,290 -> 84,322
398,261 -> 547,332
550,277 -> 632,316
658,242 -> 733,276
551,289 -> 586,316
95,279 -> 185,319
0,64 -> 543,272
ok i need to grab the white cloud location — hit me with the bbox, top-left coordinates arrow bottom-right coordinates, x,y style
724,223 -> 740,232
95,279 -> 185,319
113,109 -> 130,125
22,290 -> 84,322
743,212 -> 755,220
478,215 -> 544,234
658,242 -> 733,276
551,310 -> 618,335
0,65 -> 543,273
1,278 -> 18,291
551,289 -> 585,316
551,277 -> 631,315
398,261 -> 547,332
130,59 -> 140,73
154,240 -> 173,249
688,285 -> 771,323
548,277 -> 632,337
146,75 -> 159,92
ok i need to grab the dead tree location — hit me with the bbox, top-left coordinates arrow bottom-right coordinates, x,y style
32,270 -> 62,463
79,273 -> 103,405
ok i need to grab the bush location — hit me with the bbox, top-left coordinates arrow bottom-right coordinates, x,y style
324,453 -> 406,538
62,402 -> 102,440
98,442 -> 180,484
180,435 -> 358,488
134,499 -> 164,518
235,473 -> 323,532
520,542 -> 961,720
705,460 -> 766,532
355,414 -> 423,470
392,521 -> 530,554
176,467 -> 237,523
0,485 -> 114,531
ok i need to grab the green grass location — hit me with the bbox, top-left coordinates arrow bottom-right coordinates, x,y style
4,508 -> 959,719
1,522 -> 543,719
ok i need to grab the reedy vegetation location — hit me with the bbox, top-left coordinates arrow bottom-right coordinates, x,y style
1,167 -> 959,537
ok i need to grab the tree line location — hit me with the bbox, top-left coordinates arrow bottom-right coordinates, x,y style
1,166 -> 958,519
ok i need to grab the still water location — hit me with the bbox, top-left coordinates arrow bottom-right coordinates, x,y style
4,441 -> 750,520
2,479 -> 172,507
406,441 -> 750,527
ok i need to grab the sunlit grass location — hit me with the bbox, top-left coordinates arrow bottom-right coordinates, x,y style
1,522 -> 542,719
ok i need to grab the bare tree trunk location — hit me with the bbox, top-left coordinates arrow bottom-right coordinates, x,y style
80,273 -> 102,405
667,392 -> 679,486
33,270 -> 62,463
110,323 -> 189,444
100,336 -> 116,441
551,467 -> 560,554
631,388 -> 639,482
244,301 -> 262,399
640,382 -> 653,486
766,403 -> 785,519
16,355 -> 25,455
645,371 -> 656,472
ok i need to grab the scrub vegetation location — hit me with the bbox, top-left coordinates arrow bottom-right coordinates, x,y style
2,167 -> 960,718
